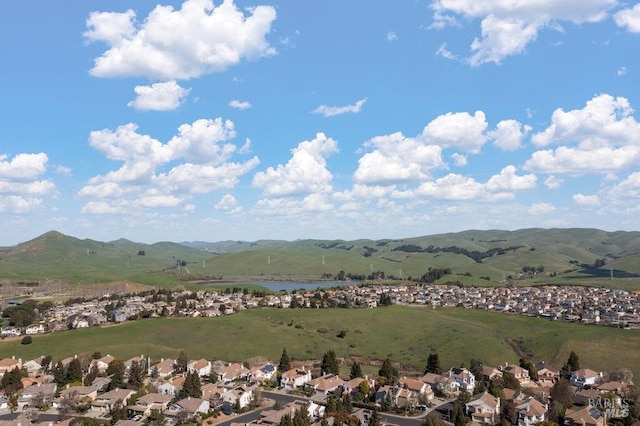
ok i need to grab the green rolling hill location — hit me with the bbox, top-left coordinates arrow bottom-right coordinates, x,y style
1,228 -> 640,289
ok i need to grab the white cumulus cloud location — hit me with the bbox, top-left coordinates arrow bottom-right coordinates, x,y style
252,133 -> 338,197
85,0 -> 277,80
79,118 -> 258,214
420,110 -> 489,153
127,80 -> 191,111
215,194 -> 242,213
354,132 -> 445,185
489,119 -> 531,151
525,94 -> 640,174
431,0 -> 616,66
0,153 -> 56,214
615,4 -> 640,33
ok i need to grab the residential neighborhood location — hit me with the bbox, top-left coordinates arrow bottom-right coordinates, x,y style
2,282 -> 640,340
0,343 -> 636,426
0,282 -> 638,424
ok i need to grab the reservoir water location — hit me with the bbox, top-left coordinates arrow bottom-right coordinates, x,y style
205,280 -> 358,292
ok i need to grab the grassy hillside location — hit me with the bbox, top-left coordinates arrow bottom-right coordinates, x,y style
0,306 -> 637,377
0,231 -> 210,287
2,228 -> 640,289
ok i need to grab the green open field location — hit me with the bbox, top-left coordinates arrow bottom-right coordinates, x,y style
1,305 -> 637,377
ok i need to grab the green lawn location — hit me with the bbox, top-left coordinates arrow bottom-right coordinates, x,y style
1,306 -> 637,377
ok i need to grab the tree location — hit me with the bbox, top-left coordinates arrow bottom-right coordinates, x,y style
292,402 -> 312,426
451,400 -> 468,426
53,360 -> 67,386
561,351 -> 580,379
421,412 -> 444,426
502,371 -> 521,392
469,359 -> 483,382
519,357 -> 538,381
21,335 -> 33,345
1,366 -> 24,393
127,360 -> 145,390
148,408 -> 166,426
106,359 -> 125,390
175,351 -> 188,374
567,351 -> 580,371
278,348 -> 291,372
350,361 -> 363,379
321,350 -> 340,376
66,358 -> 83,384
378,358 -> 398,384
425,352 -> 442,375
84,364 -> 99,386
357,380 -> 371,400
550,379 -> 575,410
369,409 -> 382,426
181,370 -> 202,398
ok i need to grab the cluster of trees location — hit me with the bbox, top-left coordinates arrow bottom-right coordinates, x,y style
392,244 -> 524,264
2,300 -> 53,327
418,267 -> 452,284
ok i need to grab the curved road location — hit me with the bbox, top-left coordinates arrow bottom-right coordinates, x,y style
214,391 -> 452,426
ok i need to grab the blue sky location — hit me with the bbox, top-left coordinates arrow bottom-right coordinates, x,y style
1,0 -> 640,245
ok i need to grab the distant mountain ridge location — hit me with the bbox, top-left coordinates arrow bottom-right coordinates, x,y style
2,228 -> 640,287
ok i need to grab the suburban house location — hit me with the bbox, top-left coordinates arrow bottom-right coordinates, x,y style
91,388 -> 136,413
398,377 -> 434,402
259,400 -> 325,425
158,375 -> 186,396
187,358 -> 212,377
280,367 -> 312,390
514,396 -> 547,426
201,383 -> 227,404
536,362 -> 559,387
128,392 -> 173,417
22,357 -> 48,377
24,324 -> 45,335
91,376 -> 112,392
17,382 -> 56,410
222,386 -> 254,409
421,372 -> 458,396
59,386 -> 99,404
90,354 -> 115,374
570,369 -> 602,388
447,367 -> 476,393
481,366 -> 503,383
564,405 -> 607,426
465,391 -> 501,425
0,357 -> 22,377
124,356 -> 146,375
216,362 -> 250,383
575,389 -> 602,406
1,327 -> 21,338
165,397 -> 210,419
384,385 -> 418,409
305,374 -> 345,396
251,363 -> 277,384
149,358 -> 176,378
500,363 -> 530,385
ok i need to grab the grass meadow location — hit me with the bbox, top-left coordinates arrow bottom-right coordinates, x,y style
1,305 -> 637,377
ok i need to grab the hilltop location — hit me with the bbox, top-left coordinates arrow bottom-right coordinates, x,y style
1,228 -> 640,289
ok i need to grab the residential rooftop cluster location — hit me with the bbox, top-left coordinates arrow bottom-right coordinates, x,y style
2,282 -> 639,339
0,346 -> 635,426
